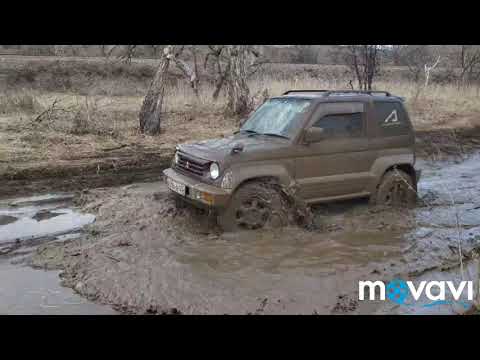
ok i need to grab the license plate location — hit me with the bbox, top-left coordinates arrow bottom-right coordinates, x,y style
167,178 -> 186,196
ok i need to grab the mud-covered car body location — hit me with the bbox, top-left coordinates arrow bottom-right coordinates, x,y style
163,90 -> 421,210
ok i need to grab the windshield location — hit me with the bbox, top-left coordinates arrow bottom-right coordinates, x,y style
240,98 -> 313,139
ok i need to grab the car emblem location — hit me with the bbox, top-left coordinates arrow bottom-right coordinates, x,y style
186,161 -> 190,169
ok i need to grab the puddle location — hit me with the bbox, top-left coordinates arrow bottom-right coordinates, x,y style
0,215 -> 17,225
0,201 -> 95,244
0,261 -> 116,315
0,193 -> 115,315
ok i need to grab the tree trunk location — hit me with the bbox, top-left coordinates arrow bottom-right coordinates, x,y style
172,55 -> 199,97
138,46 -> 173,135
225,45 -> 251,116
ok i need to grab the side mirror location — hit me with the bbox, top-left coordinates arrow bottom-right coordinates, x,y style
304,127 -> 326,143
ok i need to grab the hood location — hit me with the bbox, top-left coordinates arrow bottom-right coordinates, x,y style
177,133 -> 290,163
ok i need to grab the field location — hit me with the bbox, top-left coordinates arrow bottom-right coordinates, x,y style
1,55 -> 480,197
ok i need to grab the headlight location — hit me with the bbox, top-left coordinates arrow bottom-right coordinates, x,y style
174,151 -> 179,164
210,162 -> 220,180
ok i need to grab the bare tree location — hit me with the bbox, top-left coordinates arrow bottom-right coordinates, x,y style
149,45 -> 164,58
204,45 -> 229,100
424,55 -> 441,88
101,45 -> 138,64
171,46 -> 200,97
457,45 -> 480,87
118,45 -> 137,64
138,45 -> 206,134
390,45 -> 405,66
292,45 -> 318,64
223,45 -> 270,116
332,45 -> 382,90
100,45 -> 108,57
139,45 -> 266,130
395,45 -> 434,83
224,45 -> 251,116
204,45 -> 267,115
138,46 -> 175,135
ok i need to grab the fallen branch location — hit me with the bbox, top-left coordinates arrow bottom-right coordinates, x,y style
33,98 -> 60,123
101,144 -> 129,152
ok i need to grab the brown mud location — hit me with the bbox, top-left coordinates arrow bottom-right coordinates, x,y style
20,151 -> 480,314
1,128 -> 480,313
0,145 -> 172,199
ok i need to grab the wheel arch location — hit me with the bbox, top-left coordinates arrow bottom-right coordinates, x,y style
229,163 -> 294,194
369,154 -> 416,194
385,163 -> 416,180
375,163 -> 417,193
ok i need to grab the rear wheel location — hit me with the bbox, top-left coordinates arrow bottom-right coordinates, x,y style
372,169 -> 417,207
217,181 -> 289,232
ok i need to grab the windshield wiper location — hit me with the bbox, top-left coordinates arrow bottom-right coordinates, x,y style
236,130 -> 289,139
261,133 -> 290,139
235,129 -> 259,135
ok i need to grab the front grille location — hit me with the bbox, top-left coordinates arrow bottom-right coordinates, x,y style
175,152 -> 210,178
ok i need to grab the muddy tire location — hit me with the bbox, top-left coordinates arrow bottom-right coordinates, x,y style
371,169 -> 417,207
217,181 -> 289,232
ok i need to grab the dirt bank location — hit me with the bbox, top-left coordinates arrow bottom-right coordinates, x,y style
28,152 -> 480,314
2,126 -> 480,200
0,148 -> 172,198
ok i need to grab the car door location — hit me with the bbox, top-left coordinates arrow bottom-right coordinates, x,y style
294,102 -> 374,202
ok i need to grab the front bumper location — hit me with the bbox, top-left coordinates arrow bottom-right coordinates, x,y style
163,168 -> 232,209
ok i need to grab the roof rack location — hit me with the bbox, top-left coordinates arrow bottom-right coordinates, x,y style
325,90 -> 391,97
283,89 -> 391,97
282,90 -> 330,95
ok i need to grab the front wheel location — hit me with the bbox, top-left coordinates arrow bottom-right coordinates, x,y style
217,181 -> 289,232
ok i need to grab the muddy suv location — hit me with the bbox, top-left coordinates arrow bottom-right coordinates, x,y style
163,90 -> 421,231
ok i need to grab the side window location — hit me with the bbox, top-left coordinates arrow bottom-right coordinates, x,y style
374,101 -> 410,136
313,113 -> 364,138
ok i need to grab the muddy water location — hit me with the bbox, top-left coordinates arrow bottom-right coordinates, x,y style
50,152 -> 480,314
0,263 -> 117,314
0,193 -> 94,244
0,194 -> 116,315
2,153 -> 480,314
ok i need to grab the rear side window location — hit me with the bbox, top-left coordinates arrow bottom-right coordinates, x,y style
374,101 -> 410,136
312,113 -> 364,138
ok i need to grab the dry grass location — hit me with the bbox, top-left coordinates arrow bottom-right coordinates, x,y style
1,73 -> 480,168
167,77 -> 480,131
0,90 -> 43,114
